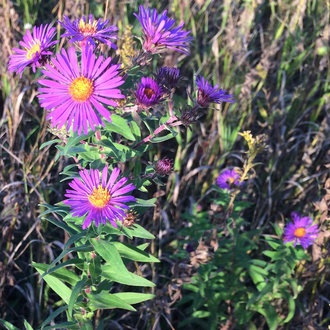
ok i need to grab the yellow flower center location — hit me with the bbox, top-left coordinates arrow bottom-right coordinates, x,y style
26,41 -> 41,60
69,76 -> 94,102
294,227 -> 306,238
144,87 -> 155,99
228,177 -> 235,184
88,185 -> 111,208
78,19 -> 98,36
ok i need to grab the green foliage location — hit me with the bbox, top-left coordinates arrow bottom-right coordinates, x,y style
178,194 -> 307,330
2,0 -> 327,328
36,200 -> 158,324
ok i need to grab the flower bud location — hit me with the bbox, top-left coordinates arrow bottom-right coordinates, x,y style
154,158 -> 173,176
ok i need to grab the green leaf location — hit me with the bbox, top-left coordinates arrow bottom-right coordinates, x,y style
33,263 -> 72,304
0,319 -> 20,330
123,224 -> 155,239
255,303 -> 280,330
102,263 -> 155,287
112,242 -> 159,263
102,141 -> 138,161
40,306 -> 68,329
91,238 -> 117,262
192,310 -> 211,318
40,258 -> 84,278
63,131 -> 95,155
248,265 -> 267,291
150,132 -> 176,143
105,114 -> 136,141
40,139 -> 62,150
39,204 -> 69,218
91,239 -> 154,287
88,292 -> 136,311
68,277 -> 88,317
129,120 -> 141,139
264,236 -> 282,249
131,198 -> 156,207
263,250 -> 283,260
23,320 -> 33,330
40,216 -> 78,236
96,223 -> 132,238
32,262 -> 80,286
43,244 -> 92,278
282,292 -> 295,323
112,292 -> 155,304
43,321 -> 78,329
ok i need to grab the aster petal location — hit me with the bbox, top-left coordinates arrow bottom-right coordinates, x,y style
102,166 -> 108,188
111,183 -> 136,197
106,168 -> 121,190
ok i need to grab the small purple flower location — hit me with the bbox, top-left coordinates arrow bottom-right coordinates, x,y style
63,167 -> 136,229
283,213 -> 319,249
155,67 -> 181,91
135,77 -> 164,108
59,15 -> 118,48
37,46 -> 125,135
196,75 -> 235,108
154,158 -> 172,176
217,169 -> 241,190
8,24 -> 58,77
134,5 -> 192,55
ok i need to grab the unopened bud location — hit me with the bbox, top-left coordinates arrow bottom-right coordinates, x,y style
180,108 -> 198,126
154,158 -> 173,176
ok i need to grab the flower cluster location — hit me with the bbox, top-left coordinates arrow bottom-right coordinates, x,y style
8,8 -> 238,232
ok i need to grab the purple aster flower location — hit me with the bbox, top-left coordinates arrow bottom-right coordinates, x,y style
196,75 -> 235,108
8,24 -> 58,78
155,67 -> 181,91
135,77 -> 164,108
134,5 -> 192,55
37,46 -> 125,135
217,169 -> 242,191
59,15 -> 118,49
63,167 -> 136,229
283,213 -> 319,249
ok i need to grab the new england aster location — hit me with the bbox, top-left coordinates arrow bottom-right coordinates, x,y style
217,169 -> 242,191
196,75 -> 235,108
63,167 -> 136,229
59,15 -> 118,48
283,212 -> 319,249
8,24 -> 58,77
135,77 -> 164,108
134,5 -> 192,55
37,46 -> 125,135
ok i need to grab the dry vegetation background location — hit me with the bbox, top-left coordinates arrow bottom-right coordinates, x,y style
0,0 -> 329,329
